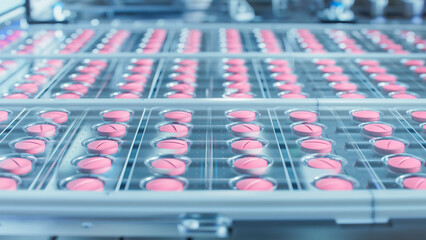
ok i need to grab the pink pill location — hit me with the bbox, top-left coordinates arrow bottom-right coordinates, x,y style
363,123 -> 393,137
325,74 -> 349,82
364,66 -> 386,74
34,66 -> 56,76
387,156 -> 422,173
224,59 -> 245,66
40,111 -> 68,124
0,177 -> 18,191
231,123 -> 261,137
77,156 -> 112,174
315,177 -> 353,191
339,92 -> 366,99
381,83 -> 406,93
226,66 -> 248,74
26,123 -> 56,137
391,93 -> 417,99
307,157 -> 341,173
55,93 -> 81,99
0,110 -> 9,122
172,74 -> 196,83
275,83 -> 301,93
167,92 -> 193,99
4,93 -> 28,99
226,82 -> 251,92
129,66 -> 152,75
0,157 -> 32,175
231,139 -> 263,154
235,178 -> 274,191
156,139 -> 188,155
269,66 -> 292,74
403,59 -> 424,67
374,139 -> 405,155
102,110 -> 131,122
266,59 -> 288,66
78,66 -> 101,76
273,74 -> 298,83
373,74 -> 397,83
25,74 -> 48,84
293,123 -> 322,137
118,82 -> 144,93
314,59 -> 336,66
168,83 -> 194,93
132,58 -> 154,66
225,74 -> 248,82
85,59 -> 108,69
164,111 -> 192,123
15,83 -> 39,94
227,92 -> 253,98
332,82 -> 357,92
233,156 -> 268,175
63,83 -> 89,95
97,123 -> 127,137
87,139 -> 119,155
289,111 -> 317,123
402,177 -> 426,190
158,124 -> 189,137
414,67 -> 426,74
124,74 -> 147,83
151,158 -> 186,176
320,66 -> 343,74
300,139 -> 332,154
411,111 -> 426,122
65,178 -> 104,191
145,178 -> 184,191
71,74 -> 96,84
352,110 -> 380,122
14,139 -> 45,155
227,110 -> 256,122
176,59 -> 197,66
280,92 -> 306,98
114,92 -> 139,99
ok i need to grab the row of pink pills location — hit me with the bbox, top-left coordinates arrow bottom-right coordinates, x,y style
0,30 -> 24,51
357,59 -> 418,99
0,60 -> 19,77
410,110 -> 426,135
64,110 -> 132,191
4,59 -> 64,99
0,110 -> 69,190
222,59 -> 254,98
115,58 -> 153,98
362,29 -> 408,54
226,110 -> 275,191
136,28 -> 166,54
316,58 -> 365,99
326,29 -> 364,54
289,110 -> 354,191
143,110 -> 194,191
253,29 -> 282,53
58,29 -> 95,54
295,29 -> 326,54
166,59 -> 198,98
177,29 -> 202,54
93,29 -> 129,54
402,59 -> 426,81
219,28 -> 242,53
13,31 -> 56,55
397,30 -> 426,52
266,59 -> 307,99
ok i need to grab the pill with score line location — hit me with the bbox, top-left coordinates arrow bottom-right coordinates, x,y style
292,123 -> 322,137
102,110 -> 131,122
363,123 -> 393,137
300,139 -> 333,154
314,177 -> 353,191
96,123 -> 127,137
230,123 -> 261,137
151,158 -> 187,175
307,157 -> 341,173
156,139 -> 188,155
231,139 -> 264,154
86,139 -> 119,155
145,178 -> 185,191
233,156 -> 269,175
65,177 -> 104,191
40,111 -> 68,124
76,156 -> 112,174
0,157 -> 32,175
26,123 -> 56,137
374,139 -> 405,155
13,139 -> 46,155
352,110 -> 380,122
158,123 -> 189,137
387,156 -> 422,173
235,178 -> 274,191
164,111 -> 192,123
402,176 -> 426,190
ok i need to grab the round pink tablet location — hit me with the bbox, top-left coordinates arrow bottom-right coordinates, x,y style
320,66 -> 343,74
233,156 -> 268,173
314,59 -> 336,66
0,110 -> 9,122
235,178 -> 274,191
63,83 -> 88,95
332,82 -> 357,92
15,83 -> 39,94
226,82 -> 251,92
4,93 -> 28,99
352,110 -> 380,122
387,156 -> 422,173
273,74 -> 298,83
119,82 -> 144,93
391,93 -> 417,99
357,59 -> 380,66
158,124 -> 189,137
177,59 -> 197,66
156,139 -> 188,155
26,124 -> 56,137
55,93 -> 81,99
275,83 -> 301,93
315,177 -> 353,191
124,74 -> 147,83
413,67 -> 426,74
364,66 -> 386,74
402,177 -> 426,189
0,157 -> 32,175
307,157 -> 341,173
293,123 -> 322,137
78,66 -> 101,76
225,74 -> 248,82
103,110 -> 131,122
40,111 -> 68,124
373,74 -> 397,83
65,178 -> 104,191
145,178 -> 184,191
339,92 -> 366,99
300,139 -> 332,154
374,139 -> 405,155
411,111 -> 426,122
231,123 -> 261,137
231,139 -> 263,154
25,74 -> 48,84
132,59 -> 154,66
403,59 -> 424,67
151,158 -> 186,176
227,110 -> 256,122
97,123 -> 127,137
266,59 -> 288,66
289,111 -> 317,123
87,139 -> 119,155
71,74 -> 96,84
325,74 -> 349,82
167,92 -> 193,99
363,123 -> 393,137
164,111 -> 192,123
381,83 -> 406,93
0,177 -> 18,190
14,139 -> 45,155
77,156 -> 112,174
225,59 -> 245,65
86,59 -> 108,69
